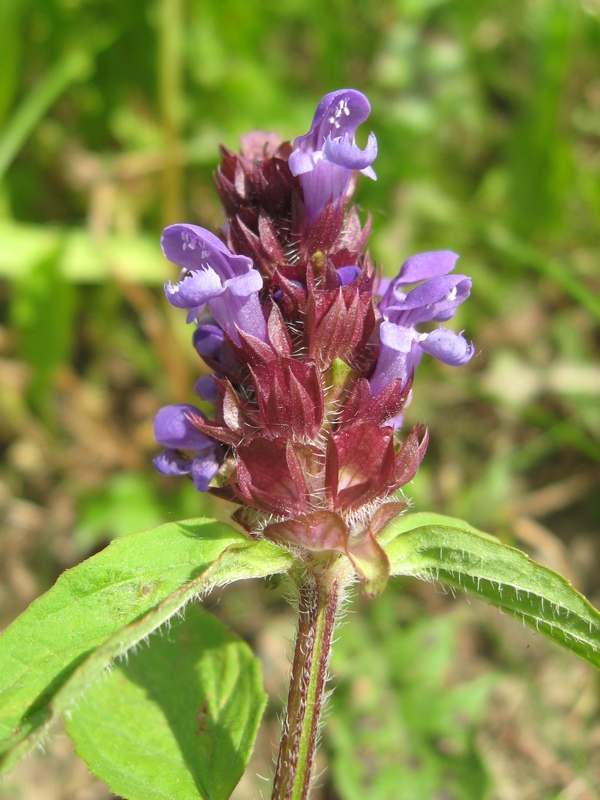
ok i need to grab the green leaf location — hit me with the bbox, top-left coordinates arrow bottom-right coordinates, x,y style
378,511 -> 499,546
384,516 -> 600,669
0,518 -> 292,775
65,603 -> 266,800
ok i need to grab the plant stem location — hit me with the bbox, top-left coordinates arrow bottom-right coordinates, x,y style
271,565 -> 343,800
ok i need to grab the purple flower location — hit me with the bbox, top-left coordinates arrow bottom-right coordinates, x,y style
162,224 -> 268,345
153,403 -> 221,492
152,89 -> 475,592
370,250 -> 474,395
194,374 -> 218,403
336,265 -> 362,285
192,323 -> 225,359
289,89 -> 378,223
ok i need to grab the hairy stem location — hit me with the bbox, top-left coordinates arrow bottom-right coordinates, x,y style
272,565 -> 343,800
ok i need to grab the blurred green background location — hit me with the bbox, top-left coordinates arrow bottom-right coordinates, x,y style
1,0 -> 599,798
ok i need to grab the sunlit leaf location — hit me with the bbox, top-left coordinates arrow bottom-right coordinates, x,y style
0,518 -> 292,775
384,517 -> 600,669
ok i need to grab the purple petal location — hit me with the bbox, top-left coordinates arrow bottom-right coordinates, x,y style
418,328 -> 475,366
293,89 -> 372,154
384,275 -> 472,326
288,149 -> 319,176
153,449 -> 192,477
360,164 -> 377,180
162,225 -> 267,341
153,403 -> 213,449
161,224 -> 253,281
190,450 -> 221,492
322,131 -> 378,172
375,276 -> 392,298
336,265 -> 362,285
208,286 -> 268,345
378,251 -> 462,314
162,225 -> 260,320
290,89 -> 378,223
194,374 -> 219,403
165,268 -> 223,309
293,159 -> 353,222
387,411 -> 406,431
154,445 -> 221,493
223,269 -> 263,297
398,250 -> 459,283
406,273 -> 470,308
369,322 -> 421,395
193,324 -> 225,358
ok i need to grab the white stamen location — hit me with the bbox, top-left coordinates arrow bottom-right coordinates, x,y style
447,286 -> 457,302
329,99 -> 350,130
181,232 -> 196,250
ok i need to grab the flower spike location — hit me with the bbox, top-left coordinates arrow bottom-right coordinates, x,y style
154,90 -> 474,593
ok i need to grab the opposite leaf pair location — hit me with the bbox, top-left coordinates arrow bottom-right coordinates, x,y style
1,513 -> 599,799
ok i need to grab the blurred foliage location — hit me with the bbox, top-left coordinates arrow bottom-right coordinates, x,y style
1,0 -> 599,798
328,596 -> 496,800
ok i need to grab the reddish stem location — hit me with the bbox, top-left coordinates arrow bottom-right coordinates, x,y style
271,568 -> 341,800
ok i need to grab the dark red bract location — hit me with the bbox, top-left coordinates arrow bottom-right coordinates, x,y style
154,90 -> 473,594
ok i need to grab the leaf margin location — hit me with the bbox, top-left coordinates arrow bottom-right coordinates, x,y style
384,517 -> 600,670
0,518 -> 293,776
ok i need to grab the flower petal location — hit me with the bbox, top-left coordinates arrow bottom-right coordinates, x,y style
223,269 -> 264,296
322,131 -> 378,172
153,449 -> 192,476
164,267 -> 223,309
288,149 -> 320,176
399,250 -> 459,283
161,223 -> 252,280
194,375 -> 218,403
153,403 -> 213,449
369,322 -> 421,395
385,275 -> 472,325
293,89 -> 373,154
190,450 -> 221,492
419,328 -> 475,366
336,265 -> 362,286
193,324 -> 225,358
289,90 -> 378,223
208,286 -> 268,344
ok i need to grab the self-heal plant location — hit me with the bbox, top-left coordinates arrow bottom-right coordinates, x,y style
154,90 -> 473,599
1,90 -> 599,800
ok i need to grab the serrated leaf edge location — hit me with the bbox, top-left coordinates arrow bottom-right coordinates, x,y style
386,525 -> 600,669
0,538 -> 292,776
